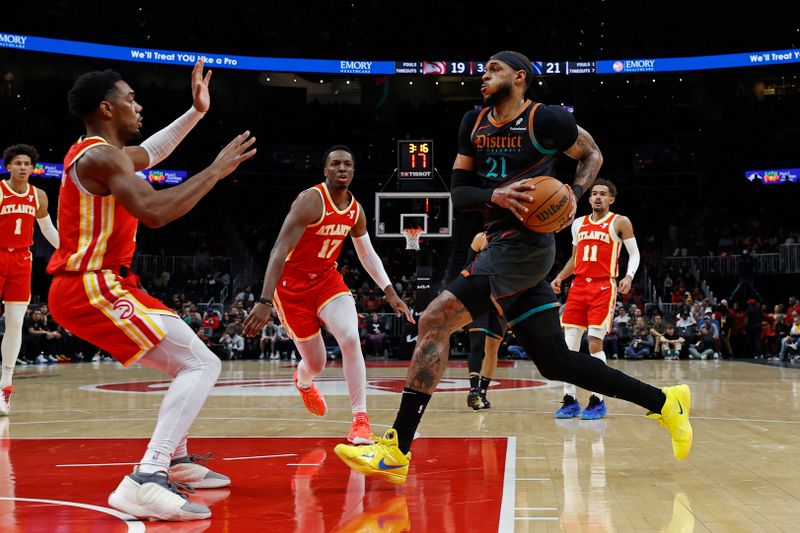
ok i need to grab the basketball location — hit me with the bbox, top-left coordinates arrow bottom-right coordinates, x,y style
519,176 -> 575,233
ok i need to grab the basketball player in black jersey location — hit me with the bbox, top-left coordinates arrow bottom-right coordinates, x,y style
335,51 -> 693,483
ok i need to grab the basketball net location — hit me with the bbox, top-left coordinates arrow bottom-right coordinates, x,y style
401,227 -> 423,251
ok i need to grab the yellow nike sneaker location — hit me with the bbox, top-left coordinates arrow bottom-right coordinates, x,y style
646,384 -> 693,460
334,428 -> 411,484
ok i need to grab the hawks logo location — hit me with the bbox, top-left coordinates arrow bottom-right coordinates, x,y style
81,376 -> 552,396
112,299 -> 135,320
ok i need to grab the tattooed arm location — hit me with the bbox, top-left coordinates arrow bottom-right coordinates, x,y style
563,126 -> 603,199
405,291 -> 473,393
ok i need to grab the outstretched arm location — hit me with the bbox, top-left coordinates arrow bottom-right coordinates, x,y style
242,190 -> 323,336
79,131 -> 255,228
125,59 -> 212,170
351,208 -> 414,323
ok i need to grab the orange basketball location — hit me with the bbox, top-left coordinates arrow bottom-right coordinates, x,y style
519,176 -> 575,233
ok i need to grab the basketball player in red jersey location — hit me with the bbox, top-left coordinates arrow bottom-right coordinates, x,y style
551,179 -> 639,420
47,60 -> 255,521
0,144 -> 60,415
243,145 -> 413,444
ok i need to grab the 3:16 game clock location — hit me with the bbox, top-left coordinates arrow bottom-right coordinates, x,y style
398,140 -> 434,179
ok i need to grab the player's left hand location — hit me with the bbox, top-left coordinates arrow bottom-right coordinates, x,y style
191,58 -> 213,113
388,295 -> 415,324
242,301 -> 271,337
555,184 -> 577,233
618,275 -> 633,295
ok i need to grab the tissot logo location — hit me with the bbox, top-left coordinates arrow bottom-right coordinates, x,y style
81,376 -> 550,396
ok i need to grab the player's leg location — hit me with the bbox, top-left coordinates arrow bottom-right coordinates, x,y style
334,275 -> 482,484
466,326 -> 486,410
558,283 -> 589,418
0,303 -> 26,415
580,284 -> 616,420
107,315 -> 222,520
556,326 -> 585,418
509,300 -> 692,460
477,333 -> 502,409
293,334 -> 329,417
580,332 -> 608,420
319,295 -> 373,444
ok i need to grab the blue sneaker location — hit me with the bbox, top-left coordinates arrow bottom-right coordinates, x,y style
581,396 -> 607,420
555,395 -> 582,419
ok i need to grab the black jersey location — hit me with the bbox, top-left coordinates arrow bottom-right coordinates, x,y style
457,101 -> 578,232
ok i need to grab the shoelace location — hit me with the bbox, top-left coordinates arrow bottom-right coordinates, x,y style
186,453 -> 213,464
139,472 -> 196,498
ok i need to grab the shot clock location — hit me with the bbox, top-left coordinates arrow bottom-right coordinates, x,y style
398,140 -> 434,179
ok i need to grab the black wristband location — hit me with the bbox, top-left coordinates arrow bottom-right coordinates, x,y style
572,184 -> 584,201
257,297 -> 272,306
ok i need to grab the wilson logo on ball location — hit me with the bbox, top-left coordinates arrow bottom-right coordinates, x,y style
536,194 -> 569,221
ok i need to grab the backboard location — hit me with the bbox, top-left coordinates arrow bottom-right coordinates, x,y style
374,192 -> 453,239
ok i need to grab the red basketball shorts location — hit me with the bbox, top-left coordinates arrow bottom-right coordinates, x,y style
560,278 -> 617,334
0,249 -> 33,304
274,267 -> 352,341
48,270 -> 176,366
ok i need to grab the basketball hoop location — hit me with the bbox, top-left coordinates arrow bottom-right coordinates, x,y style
401,227 -> 424,251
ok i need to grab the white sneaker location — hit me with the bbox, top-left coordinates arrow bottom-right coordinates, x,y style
169,454 -> 231,489
108,471 -> 211,521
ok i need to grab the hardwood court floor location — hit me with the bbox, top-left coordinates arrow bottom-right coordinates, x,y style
2,357 -> 799,531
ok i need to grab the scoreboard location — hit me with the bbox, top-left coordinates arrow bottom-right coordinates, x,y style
398,140 -> 434,179
394,60 -> 597,76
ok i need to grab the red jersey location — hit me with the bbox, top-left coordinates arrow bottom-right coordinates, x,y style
571,212 -> 622,279
47,137 -> 139,275
0,180 -> 39,249
283,182 -> 359,278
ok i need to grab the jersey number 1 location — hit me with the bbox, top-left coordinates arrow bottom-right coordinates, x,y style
14,218 -> 22,235
317,239 -> 341,259
582,244 -> 598,262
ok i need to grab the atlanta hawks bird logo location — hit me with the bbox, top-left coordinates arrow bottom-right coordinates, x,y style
112,299 -> 135,320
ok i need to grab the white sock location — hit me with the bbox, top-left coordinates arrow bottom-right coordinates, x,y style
0,304 -> 26,389
320,296 -> 367,414
172,434 -> 189,459
136,317 -> 221,474
562,327 -> 583,397
590,350 -> 607,401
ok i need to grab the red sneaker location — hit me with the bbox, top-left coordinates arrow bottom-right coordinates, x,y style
347,412 -> 375,445
294,372 -> 327,416
0,386 -> 12,416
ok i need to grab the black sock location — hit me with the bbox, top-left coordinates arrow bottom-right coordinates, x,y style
479,377 -> 491,395
469,374 -> 480,390
392,387 -> 432,454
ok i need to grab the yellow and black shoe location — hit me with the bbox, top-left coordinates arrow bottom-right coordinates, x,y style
646,384 -> 693,460
334,428 -> 410,484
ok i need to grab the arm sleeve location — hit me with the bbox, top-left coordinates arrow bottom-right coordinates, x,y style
352,233 -> 392,291
451,110 -> 493,211
139,106 -> 205,169
623,237 -> 640,278
533,104 -> 579,152
36,214 -> 60,249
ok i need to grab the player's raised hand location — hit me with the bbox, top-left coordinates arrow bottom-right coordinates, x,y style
191,59 -> 213,113
211,131 -> 257,179
490,181 -> 535,221
243,301 -> 271,337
